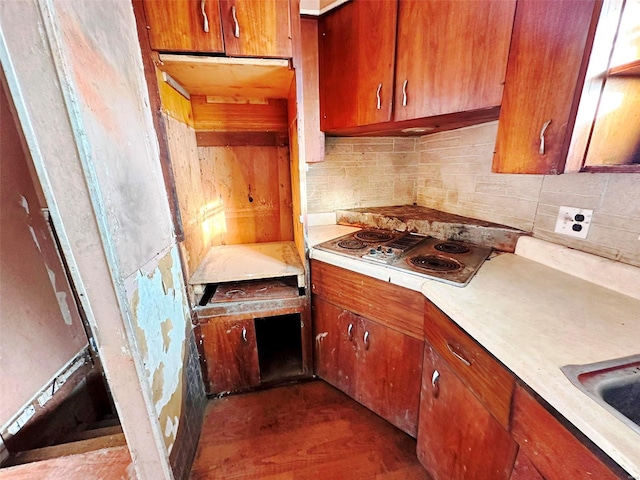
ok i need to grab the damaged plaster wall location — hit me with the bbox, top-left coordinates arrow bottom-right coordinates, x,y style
1,0 -> 195,477
0,83 -> 88,427
126,245 -> 190,456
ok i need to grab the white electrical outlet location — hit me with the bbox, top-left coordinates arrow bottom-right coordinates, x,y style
554,206 -> 593,239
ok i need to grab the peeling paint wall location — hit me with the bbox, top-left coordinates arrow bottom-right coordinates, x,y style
0,84 -> 87,426
126,245 -> 191,456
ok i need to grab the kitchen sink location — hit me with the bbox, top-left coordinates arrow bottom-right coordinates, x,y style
561,354 -> 640,435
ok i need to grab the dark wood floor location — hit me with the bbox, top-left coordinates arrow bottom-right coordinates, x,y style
190,380 -> 431,479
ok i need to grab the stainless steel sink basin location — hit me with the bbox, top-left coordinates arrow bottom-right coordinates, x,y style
562,354 -> 640,435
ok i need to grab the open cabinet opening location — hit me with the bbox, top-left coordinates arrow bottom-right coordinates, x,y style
255,313 -> 304,384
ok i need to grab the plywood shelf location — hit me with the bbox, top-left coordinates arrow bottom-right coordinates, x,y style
157,54 -> 294,99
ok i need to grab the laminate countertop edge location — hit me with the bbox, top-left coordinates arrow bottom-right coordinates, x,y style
308,226 -> 640,479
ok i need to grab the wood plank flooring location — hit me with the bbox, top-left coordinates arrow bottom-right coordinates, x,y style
190,380 -> 431,479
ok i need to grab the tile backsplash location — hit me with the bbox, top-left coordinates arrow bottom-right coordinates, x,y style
306,122 -> 640,267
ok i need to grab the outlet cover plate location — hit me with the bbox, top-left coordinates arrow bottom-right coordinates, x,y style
554,206 -> 593,239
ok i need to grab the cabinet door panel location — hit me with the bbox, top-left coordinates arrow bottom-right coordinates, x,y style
312,297 -> 358,398
395,0 -> 515,121
356,317 -> 423,437
220,0 -> 292,58
417,345 -> 517,480
319,0 -> 397,131
143,0 -> 225,53
509,451 -> 545,480
200,318 -> 260,394
493,0 -> 599,173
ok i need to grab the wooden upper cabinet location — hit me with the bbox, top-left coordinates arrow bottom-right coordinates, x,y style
143,0 -> 225,53
219,0 -> 292,58
319,0 -> 398,131
394,0 -> 516,122
493,0 -> 600,174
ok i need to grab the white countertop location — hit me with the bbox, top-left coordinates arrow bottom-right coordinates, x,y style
308,226 -> 640,478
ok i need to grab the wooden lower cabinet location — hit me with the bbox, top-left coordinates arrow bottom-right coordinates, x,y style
509,451 -> 544,480
197,318 -> 260,395
312,296 -> 423,437
417,344 -> 518,480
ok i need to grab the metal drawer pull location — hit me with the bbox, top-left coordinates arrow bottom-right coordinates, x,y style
402,79 -> 408,106
347,323 -> 354,341
446,342 -> 472,366
432,369 -> 440,398
242,326 -> 247,343
363,331 -> 370,350
200,0 -> 209,33
539,119 -> 552,155
376,83 -> 382,110
232,5 -> 240,38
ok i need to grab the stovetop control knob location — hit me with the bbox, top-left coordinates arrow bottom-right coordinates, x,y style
369,248 -> 376,254
387,248 -> 393,254
376,245 -> 382,251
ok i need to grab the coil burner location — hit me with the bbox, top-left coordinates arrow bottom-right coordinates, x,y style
408,255 -> 463,272
336,239 -> 367,250
434,242 -> 470,255
354,230 -> 395,243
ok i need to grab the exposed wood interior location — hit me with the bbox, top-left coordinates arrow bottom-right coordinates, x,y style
192,96 -> 289,133
300,18 -> 325,162
157,55 -> 293,99
197,146 -> 294,245
609,59 -> 640,77
190,381 -> 431,479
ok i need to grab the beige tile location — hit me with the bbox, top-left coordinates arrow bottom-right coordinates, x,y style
598,174 -> 640,219
541,172 -> 608,196
441,174 -> 476,193
393,138 -> 417,152
420,137 -> 462,150
386,152 -> 419,166
338,137 -> 394,145
536,190 -> 602,210
592,212 -> 640,231
324,142 -> 353,154
352,143 -> 395,153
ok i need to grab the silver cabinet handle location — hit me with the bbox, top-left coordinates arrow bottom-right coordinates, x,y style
446,342 -> 472,366
242,326 -> 247,343
200,0 -> 209,33
363,331 -> 370,350
376,83 -> 382,110
347,323 -> 354,341
539,119 -> 552,155
231,5 -> 240,38
431,369 -> 440,398
402,79 -> 408,107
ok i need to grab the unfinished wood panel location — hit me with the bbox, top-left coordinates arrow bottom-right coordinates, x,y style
219,0 -> 292,58
310,260 -> 423,339
163,114 -> 209,278
196,131 -> 288,147
511,385 -> 623,480
198,146 -> 294,245
300,18 -> 324,163
0,446 -> 132,480
423,299 -> 515,430
142,0 -> 225,53
156,68 -> 194,127
288,113 -> 306,265
158,55 -> 293,99
418,344 -> 518,480
584,78 -> 640,166
192,96 -> 289,133
198,319 -> 261,395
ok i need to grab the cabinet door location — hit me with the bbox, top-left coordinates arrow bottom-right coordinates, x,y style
312,297 -> 358,398
417,344 -> 517,480
394,0 -> 515,122
199,318 -> 260,395
219,0 -> 292,58
493,0 -> 599,174
319,0 -> 397,131
509,451 -> 545,480
143,0 -> 225,53
356,316 -> 423,437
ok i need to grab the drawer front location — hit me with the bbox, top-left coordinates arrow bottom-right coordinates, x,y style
423,299 -> 514,429
311,260 -> 424,339
512,385 -> 626,480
